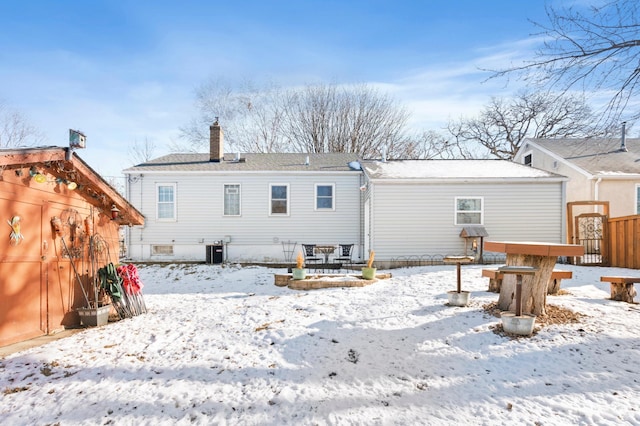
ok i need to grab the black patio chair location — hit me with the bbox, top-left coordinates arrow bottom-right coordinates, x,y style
335,244 -> 354,269
301,244 -> 321,271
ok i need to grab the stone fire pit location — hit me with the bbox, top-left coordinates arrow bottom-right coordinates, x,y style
274,272 -> 392,290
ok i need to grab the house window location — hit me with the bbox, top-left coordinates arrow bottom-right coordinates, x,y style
523,153 -> 532,167
636,185 -> 640,214
455,197 -> 483,225
315,184 -> 335,210
224,184 -> 241,216
151,245 -> 174,255
270,184 -> 289,215
157,183 -> 176,221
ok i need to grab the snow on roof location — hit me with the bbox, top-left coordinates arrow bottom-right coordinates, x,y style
526,138 -> 640,175
362,159 -> 564,180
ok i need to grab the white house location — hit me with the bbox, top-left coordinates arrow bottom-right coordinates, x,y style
123,122 -> 363,263
123,122 -> 571,265
514,135 -> 640,218
360,159 -> 569,267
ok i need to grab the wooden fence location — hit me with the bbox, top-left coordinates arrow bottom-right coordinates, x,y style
608,215 -> 640,269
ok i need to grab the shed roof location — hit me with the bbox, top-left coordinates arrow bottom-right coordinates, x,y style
525,138 -> 640,176
123,153 -> 360,173
0,146 -> 144,225
362,159 -> 565,181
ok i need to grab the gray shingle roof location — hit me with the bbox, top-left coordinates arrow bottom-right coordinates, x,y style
123,153 -> 360,173
526,138 -> 640,175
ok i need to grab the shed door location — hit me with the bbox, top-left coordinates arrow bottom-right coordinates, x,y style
0,199 -> 45,347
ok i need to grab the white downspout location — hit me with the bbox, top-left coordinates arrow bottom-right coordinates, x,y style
594,177 -> 602,213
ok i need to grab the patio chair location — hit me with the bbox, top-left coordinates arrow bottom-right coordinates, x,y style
335,244 -> 354,268
301,244 -> 321,270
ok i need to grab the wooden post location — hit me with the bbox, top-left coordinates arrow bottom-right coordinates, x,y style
498,266 -> 538,316
515,274 -> 523,316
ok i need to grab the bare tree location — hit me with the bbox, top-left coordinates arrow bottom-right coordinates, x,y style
447,91 -> 597,160
490,0 -> 640,127
180,80 -> 412,158
179,79 -> 290,153
0,100 -> 44,148
129,137 -> 157,165
391,130 -> 472,160
280,83 -> 410,158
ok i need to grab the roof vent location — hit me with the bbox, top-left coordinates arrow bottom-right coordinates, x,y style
621,122 -> 628,152
304,155 -> 310,166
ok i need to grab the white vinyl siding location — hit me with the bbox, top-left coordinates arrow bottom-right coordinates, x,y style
455,197 -> 483,225
156,183 -> 176,221
315,184 -> 335,210
368,182 -> 563,260
125,173 -> 361,262
224,184 -> 241,216
270,184 -> 289,216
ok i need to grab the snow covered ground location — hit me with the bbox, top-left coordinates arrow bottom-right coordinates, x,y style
1,262 -> 640,425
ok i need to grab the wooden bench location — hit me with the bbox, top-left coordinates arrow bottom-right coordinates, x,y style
482,268 -> 573,294
600,276 -> 640,303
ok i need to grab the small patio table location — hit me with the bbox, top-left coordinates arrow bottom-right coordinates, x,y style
315,245 -> 337,272
315,245 -> 336,263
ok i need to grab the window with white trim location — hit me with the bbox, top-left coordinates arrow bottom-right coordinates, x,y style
157,183 -> 176,221
270,184 -> 289,215
523,153 -> 532,167
315,184 -> 334,210
224,184 -> 241,216
455,197 -> 483,225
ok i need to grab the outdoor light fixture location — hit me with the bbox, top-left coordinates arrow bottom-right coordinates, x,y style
110,204 -> 120,220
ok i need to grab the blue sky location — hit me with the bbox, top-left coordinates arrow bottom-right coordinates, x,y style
0,1 -> 552,180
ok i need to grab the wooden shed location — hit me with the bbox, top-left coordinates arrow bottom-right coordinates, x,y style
0,147 -> 144,347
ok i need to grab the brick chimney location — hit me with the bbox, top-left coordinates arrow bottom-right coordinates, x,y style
210,118 -> 224,162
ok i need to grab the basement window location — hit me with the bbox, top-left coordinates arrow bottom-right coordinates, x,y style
151,245 -> 174,256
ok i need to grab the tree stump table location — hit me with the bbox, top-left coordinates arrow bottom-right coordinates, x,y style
484,241 -> 584,316
600,276 -> 640,303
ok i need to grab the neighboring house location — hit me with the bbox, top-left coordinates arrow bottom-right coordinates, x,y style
123,122 -> 362,263
514,136 -> 640,218
360,159 -> 569,267
0,146 -> 144,347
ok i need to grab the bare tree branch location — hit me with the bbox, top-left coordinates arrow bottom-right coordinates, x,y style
0,100 -> 44,148
488,0 -> 640,127
129,137 -> 157,165
447,91 -> 599,160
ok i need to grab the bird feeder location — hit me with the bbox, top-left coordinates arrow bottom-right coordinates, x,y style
459,226 -> 488,263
